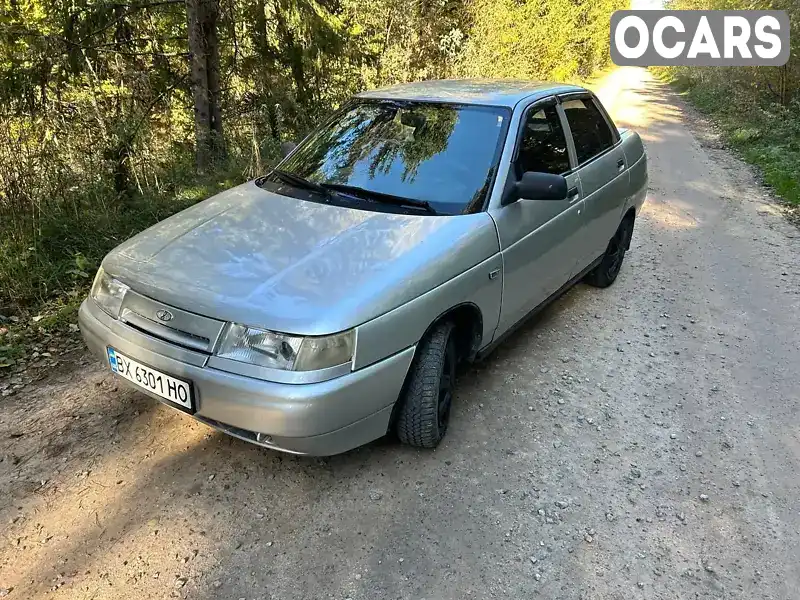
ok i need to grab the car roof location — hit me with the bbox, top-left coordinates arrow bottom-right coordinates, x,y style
355,79 -> 586,109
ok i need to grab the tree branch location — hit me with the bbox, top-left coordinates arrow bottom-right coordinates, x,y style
77,1 -> 185,44
92,48 -> 189,57
82,36 -> 185,49
111,0 -> 185,7
128,72 -> 189,140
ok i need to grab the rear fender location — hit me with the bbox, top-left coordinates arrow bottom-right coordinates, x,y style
620,129 -> 648,217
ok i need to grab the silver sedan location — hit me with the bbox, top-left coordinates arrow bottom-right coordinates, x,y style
79,79 -> 648,455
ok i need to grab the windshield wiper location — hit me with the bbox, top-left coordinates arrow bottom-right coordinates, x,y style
268,169 -> 333,200
321,183 -> 436,214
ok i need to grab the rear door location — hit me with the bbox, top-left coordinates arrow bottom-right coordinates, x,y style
489,98 -> 584,335
559,94 -> 629,272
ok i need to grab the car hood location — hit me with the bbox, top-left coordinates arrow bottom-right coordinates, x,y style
103,181 -> 499,335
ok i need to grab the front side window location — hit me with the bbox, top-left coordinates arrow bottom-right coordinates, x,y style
276,101 -> 510,215
516,103 -> 570,176
562,98 -> 615,165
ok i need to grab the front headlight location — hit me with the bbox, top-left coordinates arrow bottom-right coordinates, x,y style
90,267 -> 129,318
216,323 -> 354,372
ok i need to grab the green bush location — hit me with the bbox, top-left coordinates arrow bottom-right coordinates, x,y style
0,149 -> 248,314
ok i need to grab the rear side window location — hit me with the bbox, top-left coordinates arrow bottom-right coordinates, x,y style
516,103 -> 570,176
562,98 -> 615,165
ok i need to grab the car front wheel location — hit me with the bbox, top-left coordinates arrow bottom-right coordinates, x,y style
395,321 -> 457,449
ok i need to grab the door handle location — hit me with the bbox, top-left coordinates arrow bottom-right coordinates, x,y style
567,186 -> 579,203
617,158 -> 625,172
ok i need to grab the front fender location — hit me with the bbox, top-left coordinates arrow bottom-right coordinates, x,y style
353,253 -> 503,370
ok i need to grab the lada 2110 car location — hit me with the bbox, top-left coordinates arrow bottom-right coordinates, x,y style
79,79 -> 648,455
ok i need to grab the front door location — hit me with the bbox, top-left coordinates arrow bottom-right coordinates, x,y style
489,99 -> 585,336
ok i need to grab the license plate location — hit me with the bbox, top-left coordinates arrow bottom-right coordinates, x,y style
107,347 -> 194,413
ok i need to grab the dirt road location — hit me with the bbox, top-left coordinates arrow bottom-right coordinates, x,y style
2,68 -> 800,600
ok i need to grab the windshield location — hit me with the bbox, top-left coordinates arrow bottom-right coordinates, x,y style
277,100 -> 510,215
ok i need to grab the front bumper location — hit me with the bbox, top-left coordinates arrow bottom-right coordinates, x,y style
78,299 -> 415,455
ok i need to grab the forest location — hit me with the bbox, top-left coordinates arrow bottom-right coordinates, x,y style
0,0 -> 627,317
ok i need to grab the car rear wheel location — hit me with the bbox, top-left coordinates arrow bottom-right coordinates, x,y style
585,216 -> 634,288
395,321 -> 457,449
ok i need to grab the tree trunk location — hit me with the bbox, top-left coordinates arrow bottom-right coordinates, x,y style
273,0 -> 308,127
205,0 -> 224,148
250,0 -> 280,140
186,0 -> 211,170
39,58 -> 49,110
376,13 -> 394,86
780,64 -> 789,106
108,142 -> 131,198
185,0 -> 224,171
288,46 -> 307,107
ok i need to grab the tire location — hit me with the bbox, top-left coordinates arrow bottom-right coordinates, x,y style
585,216 -> 634,288
395,321 -> 457,449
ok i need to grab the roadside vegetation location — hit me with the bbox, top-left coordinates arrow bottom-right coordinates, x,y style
0,0 -> 624,366
654,66 -> 800,207
655,0 -> 800,208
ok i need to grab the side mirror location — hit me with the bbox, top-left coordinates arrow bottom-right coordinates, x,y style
511,171 -> 568,202
280,141 -> 297,158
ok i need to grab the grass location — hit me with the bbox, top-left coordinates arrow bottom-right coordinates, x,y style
652,67 -> 800,207
0,156 -> 250,369
0,160 -> 247,315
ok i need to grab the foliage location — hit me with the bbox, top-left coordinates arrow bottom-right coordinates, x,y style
461,0 -> 626,81
0,0 -> 623,317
